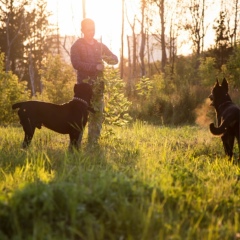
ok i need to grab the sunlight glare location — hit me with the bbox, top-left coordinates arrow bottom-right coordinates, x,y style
47,0 -> 122,54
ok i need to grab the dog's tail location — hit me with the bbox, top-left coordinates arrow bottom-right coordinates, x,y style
12,102 -> 23,110
209,122 -> 227,136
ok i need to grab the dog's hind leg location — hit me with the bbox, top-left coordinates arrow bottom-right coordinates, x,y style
19,114 -> 35,148
221,132 -> 234,160
69,131 -> 81,151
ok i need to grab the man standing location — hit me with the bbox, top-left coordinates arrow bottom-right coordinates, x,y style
70,18 -> 118,146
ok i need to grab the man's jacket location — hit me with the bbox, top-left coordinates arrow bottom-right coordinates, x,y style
70,38 -> 118,83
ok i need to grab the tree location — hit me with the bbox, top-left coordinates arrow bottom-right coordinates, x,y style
184,0 -> 207,55
120,0 -> 125,79
212,11 -> 232,67
22,0 -> 55,95
139,0 -> 147,77
213,11 -> 229,49
226,45 -> 240,88
150,0 -> 167,72
126,7 -> 137,80
0,52 -> 29,124
232,0 -> 239,46
0,0 -> 58,95
39,54 -> 76,104
223,0 -> 239,46
0,0 -> 27,72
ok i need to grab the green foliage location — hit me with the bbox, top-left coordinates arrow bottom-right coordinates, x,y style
166,55 -> 198,86
103,68 -> 132,130
213,11 -> 230,49
132,75 -> 170,124
135,77 -> 153,98
226,45 -> 240,88
0,53 -> 29,124
0,0 -> 56,91
39,54 -> 76,103
131,73 -> 206,125
0,124 -> 239,239
198,57 -> 219,86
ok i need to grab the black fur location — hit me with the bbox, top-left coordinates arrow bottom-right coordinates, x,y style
12,83 -> 93,150
209,78 -> 240,160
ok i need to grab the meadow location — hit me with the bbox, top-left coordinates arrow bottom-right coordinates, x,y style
0,122 -> 239,240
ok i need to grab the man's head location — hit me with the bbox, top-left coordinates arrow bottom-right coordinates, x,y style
81,18 -> 95,40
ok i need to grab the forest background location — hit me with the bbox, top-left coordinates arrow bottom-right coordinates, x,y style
1,1 -> 240,238
0,0 -> 240,126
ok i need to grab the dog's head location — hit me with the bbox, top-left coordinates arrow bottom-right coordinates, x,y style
74,83 -> 95,113
74,83 -> 93,105
209,78 -> 232,109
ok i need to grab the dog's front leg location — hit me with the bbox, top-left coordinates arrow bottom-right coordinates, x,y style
237,123 -> 240,161
22,131 -> 35,148
69,131 -> 81,151
21,119 -> 35,148
77,131 -> 83,145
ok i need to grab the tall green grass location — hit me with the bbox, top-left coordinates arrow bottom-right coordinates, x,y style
0,122 -> 239,239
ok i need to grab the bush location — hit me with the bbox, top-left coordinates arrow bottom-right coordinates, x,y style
0,53 -> 29,124
130,74 -> 207,125
198,57 -> 219,86
226,45 -> 240,88
39,54 -> 76,104
102,68 -> 132,138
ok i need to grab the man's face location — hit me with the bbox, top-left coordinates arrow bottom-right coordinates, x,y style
82,23 -> 95,40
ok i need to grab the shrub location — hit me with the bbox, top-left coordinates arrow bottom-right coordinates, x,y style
39,54 -> 76,104
131,74 -> 207,125
0,53 -> 29,124
198,57 -> 219,86
102,68 -> 132,137
226,45 -> 240,88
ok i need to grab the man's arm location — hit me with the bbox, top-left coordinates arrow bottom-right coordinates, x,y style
101,44 -> 118,65
70,40 -> 98,72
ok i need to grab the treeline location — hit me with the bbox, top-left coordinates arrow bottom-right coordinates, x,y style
0,0 -> 60,96
131,46 -> 240,125
0,0 -> 240,126
121,0 -> 240,125
122,0 -> 239,79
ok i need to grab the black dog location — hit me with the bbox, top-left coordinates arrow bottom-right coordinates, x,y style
12,83 -> 93,150
209,78 -> 240,160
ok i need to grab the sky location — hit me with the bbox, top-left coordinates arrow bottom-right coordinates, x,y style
46,0 -> 239,57
46,0 -> 219,57
46,0 -> 123,56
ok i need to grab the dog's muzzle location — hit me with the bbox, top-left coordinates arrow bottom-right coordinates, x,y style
208,94 -> 214,106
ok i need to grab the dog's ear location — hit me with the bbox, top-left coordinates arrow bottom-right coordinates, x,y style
74,84 -> 77,93
214,78 -> 219,87
221,78 -> 228,92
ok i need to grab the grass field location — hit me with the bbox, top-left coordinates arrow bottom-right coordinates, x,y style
0,122 -> 239,240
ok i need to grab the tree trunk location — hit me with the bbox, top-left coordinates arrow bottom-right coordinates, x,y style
28,52 -> 35,96
233,0 -> 238,46
120,0 -> 125,79
139,0 -> 146,77
159,0 -> 167,72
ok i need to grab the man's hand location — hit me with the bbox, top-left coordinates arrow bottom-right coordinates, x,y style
96,63 -> 104,71
102,55 -> 118,65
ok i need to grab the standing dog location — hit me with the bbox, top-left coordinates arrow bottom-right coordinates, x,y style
12,83 -> 93,150
209,78 -> 240,160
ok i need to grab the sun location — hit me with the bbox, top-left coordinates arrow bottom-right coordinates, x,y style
47,0 -> 122,54
86,1 -> 122,36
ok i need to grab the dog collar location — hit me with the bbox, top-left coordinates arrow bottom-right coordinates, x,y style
73,97 -> 88,106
